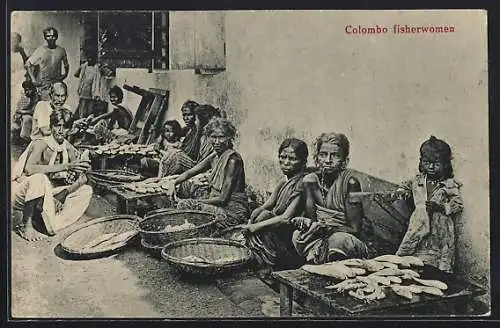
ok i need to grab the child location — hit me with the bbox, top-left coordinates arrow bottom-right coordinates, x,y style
88,86 -> 133,134
141,120 -> 183,177
74,53 -> 101,119
12,80 -> 40,144
396,136 -> 463,273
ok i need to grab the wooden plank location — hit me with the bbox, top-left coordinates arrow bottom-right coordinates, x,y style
138,95 -> 165,144
147,91 -> 170,145
169,12 -> 197,70
279,284 -> 294,316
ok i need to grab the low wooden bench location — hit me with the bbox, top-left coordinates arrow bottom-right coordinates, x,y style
272,265 -> 486,317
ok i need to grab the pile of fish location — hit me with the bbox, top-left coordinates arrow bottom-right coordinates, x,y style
80,230 -> 137,252
301,255 -> 448,303
123,177 -> 175,194
163,219 -> 196,232
94,143 -> 159,156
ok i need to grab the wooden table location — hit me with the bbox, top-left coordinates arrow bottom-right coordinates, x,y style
108,185 -> 171,215
271,265 -> 486,317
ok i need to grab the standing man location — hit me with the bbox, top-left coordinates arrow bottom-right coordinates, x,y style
31,82 -> 73,140
26,27 -> 70,101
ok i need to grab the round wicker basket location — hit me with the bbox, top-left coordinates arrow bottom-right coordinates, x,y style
138,210 -> 217,246
161,238 -> 254,276
60,214 -> 141,259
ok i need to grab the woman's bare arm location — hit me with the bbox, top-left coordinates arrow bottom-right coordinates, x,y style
340,177 -> 364,235
249,195 -> 303,232
174,152 -> 216,185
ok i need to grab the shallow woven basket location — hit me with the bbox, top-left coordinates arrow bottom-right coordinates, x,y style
161,238 -> 254,276
60,215 -> 141,259
138,210 -> 217,246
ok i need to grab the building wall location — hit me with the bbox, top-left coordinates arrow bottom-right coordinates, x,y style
11,10 -> 490,304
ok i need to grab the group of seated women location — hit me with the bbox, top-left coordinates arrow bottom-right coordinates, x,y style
152,104 -> 370,271
102,98 -> 461,276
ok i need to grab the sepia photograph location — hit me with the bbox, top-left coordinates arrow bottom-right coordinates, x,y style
8,9 -> 490,318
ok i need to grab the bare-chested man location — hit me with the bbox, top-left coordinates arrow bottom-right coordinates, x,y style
12,109 -> 92,241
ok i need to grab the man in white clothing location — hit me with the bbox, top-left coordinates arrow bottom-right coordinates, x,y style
12,109 -> 92,241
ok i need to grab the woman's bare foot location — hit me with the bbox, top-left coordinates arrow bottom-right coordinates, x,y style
17,224 -> 46,241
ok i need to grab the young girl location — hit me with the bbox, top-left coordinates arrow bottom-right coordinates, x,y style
140,120 -> 183,177
396,136 -> 463,273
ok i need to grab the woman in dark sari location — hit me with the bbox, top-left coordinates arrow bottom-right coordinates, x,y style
243,138 -> 310,270
172,118 -> 249,230
291,133 -> 369,264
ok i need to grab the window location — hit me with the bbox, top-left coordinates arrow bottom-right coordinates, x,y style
79,11 -> 224,74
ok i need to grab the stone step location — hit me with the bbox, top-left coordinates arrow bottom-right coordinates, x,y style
216,275 -> 313,317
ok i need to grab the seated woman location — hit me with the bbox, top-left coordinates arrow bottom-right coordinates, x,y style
291,132 -> 369,264
140,120 -> 183,177
171,118 -> 249,230
243,138 -> 310,270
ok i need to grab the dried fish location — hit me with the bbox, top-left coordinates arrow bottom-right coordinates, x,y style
339,258 -> 365,268
363,259 -> 386,272
301,263 -> 355,280
369,267 -> 404,277
82,232 -> 117,249
96,230 -> 137,249
400,269 -> 420,279
325,278 -> 366,291
391,285 -> 414,300
350,267 -> 367,276
373,254 -> 405,264
376,261 -> 399,269
387,276 -> 403,284
406,284 -> 424,294
367,275 -> 391,286
418,286 -> 445,296
413,277 -> 448,290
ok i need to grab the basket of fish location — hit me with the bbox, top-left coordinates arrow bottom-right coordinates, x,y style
60,215 -> 141,259
161,238 -> 254,276
138,209 -> 218,246
299,255 -> 450,303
